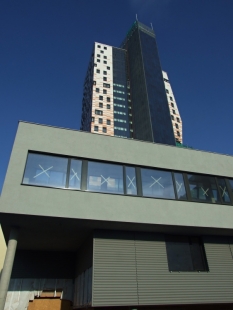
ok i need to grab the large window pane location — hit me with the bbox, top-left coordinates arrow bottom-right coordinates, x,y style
166,236 -> 193,271
174,173 -> 187,200
188,174 -> 220,203
68,159 -> 82,189
141,168 -> 175,199
217,178 -> 231,203
125,166 -> 137,195
23,153 -> 68,188
166,236 -> 208,272
87,161 -> 123,194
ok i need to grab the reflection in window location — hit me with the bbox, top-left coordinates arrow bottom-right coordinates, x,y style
87,161 -> 123,194
217,178 -> 231,203
23,153 -> 68,188
125,167 -> 137,195
188,174 -> 220,203
174,173 -> 187,200
141,168 -> 175,199
68,160 -> 82,189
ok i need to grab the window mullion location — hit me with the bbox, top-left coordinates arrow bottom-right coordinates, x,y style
65,158 -> 71,188
81,160 -> 88,191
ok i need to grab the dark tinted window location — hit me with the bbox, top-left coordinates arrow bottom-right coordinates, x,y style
95,110 -> 103,115
188,174 -> 220,203
166,236 -> 208,272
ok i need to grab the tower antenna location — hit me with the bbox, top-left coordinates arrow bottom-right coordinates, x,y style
150,23 -> 153,30
136,14 -> 138,21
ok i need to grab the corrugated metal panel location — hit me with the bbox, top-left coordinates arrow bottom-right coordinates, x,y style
92,231 -> 138,306
229,237 -> 233,259
93,231 -> 233,307
136,234 -> 233,305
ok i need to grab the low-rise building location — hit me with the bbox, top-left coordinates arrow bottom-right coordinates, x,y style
0,121 -> 233,310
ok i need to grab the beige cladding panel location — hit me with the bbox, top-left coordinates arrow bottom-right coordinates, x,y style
91,42 -> 114,136
163,71 -> 183,143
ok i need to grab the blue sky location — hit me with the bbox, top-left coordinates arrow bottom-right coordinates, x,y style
1,0 -> 233,193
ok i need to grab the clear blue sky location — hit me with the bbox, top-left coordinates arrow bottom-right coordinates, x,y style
1,0 -> 233,193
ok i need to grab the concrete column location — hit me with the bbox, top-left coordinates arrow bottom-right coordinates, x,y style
0,227 -> 19,310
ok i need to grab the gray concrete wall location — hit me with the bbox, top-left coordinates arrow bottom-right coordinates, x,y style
1,122 -> 233,231
92,231 -> 233,307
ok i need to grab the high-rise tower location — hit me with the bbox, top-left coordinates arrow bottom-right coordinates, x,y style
80,21 -> 182,146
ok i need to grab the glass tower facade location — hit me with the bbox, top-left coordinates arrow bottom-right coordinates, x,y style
112,48 -> 130,138
81,21 -> 178,146
121,21 -> 176,145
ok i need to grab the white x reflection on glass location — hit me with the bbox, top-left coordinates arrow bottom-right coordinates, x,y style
201,187 -> 209,196
127,175 -> 136,188
101,175 -> 110,185
33,165 -> 53,178
150,176 -> 164,188
70,169 -> 80,181
219,186 -> 228,197
176,181 -> 183,192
